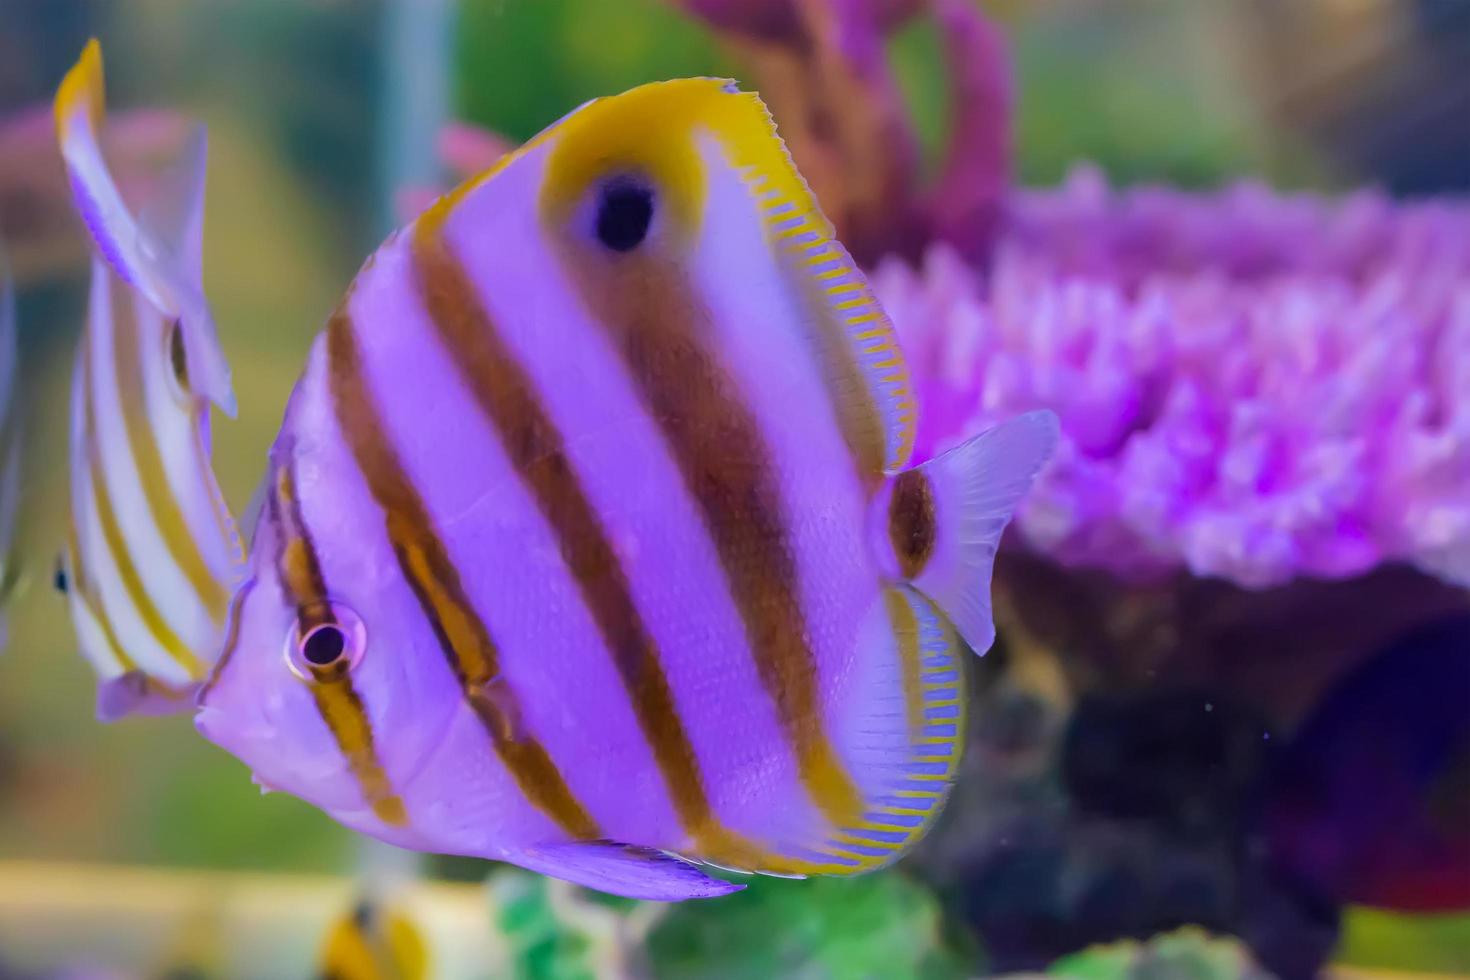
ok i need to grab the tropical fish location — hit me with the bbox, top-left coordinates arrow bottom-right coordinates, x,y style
196,77 -> 1056,900
0,243 -> 21,648
1257,612 -> 1470,912
53,40 -> 243,720
316,895 -> 430,980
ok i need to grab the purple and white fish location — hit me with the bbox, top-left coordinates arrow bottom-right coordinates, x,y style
0,243 -> 21,648
190,77 -> 1054,899
53,41 -> 243,718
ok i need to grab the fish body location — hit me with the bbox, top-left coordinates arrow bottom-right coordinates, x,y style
0,244 -> 20,647
198,78 -> 1055,899
53,41 -> 242,718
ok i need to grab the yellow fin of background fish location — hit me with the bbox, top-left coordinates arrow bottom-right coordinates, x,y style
54,39 -> 236,415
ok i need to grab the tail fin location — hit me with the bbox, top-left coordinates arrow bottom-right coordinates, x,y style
902,411 -> 1058,655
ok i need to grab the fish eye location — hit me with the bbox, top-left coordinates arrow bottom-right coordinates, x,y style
285,601 -> 366,681
594,177 -> 654,252
303,625 -> 345,665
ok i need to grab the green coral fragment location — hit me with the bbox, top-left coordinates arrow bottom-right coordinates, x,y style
1038,928 -> 1267,980
646,870 -> 971,980
487,868 -> 663,980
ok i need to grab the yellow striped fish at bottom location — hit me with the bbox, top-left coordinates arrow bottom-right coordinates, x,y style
316,895 -> 430,980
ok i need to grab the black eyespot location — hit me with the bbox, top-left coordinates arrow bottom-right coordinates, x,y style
302,624 -> 346,665
53,565 -> 69,594
167,321 -> 189,390
595,178 -> 654,252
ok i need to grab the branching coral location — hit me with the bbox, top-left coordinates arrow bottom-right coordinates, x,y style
878,172 -> 1470,588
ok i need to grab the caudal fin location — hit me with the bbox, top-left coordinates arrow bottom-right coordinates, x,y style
903,411 -> 1058,655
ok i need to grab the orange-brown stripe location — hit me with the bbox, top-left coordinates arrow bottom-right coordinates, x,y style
888,469 -> 936,580
273,463 -> 336,633
555,244 -> 864,829
406,229 -> 770,860
82,332 -> 204,678
270,459 -> 406,827
71,433 -> 192,704
783,262 -> 888,483
110,279 -> 232,621
64,521 -> 136,674
324,301 -> 598,841
884,587 -> 924,739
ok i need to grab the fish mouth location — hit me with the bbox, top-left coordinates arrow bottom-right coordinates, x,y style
194,703 -> 368,814
194,665 -> 465,832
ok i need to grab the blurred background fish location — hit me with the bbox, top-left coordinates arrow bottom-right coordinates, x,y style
0,242 -> 21,650
52,42 -> 242,720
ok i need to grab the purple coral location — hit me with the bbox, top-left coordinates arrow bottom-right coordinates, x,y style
876,166 -> 1470,589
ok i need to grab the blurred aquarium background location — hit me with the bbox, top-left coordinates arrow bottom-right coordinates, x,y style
0,0 -> 1467,977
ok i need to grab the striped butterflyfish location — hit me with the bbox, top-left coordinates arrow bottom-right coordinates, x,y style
53,41 -> 243,719
193,77 -> 1057,899
0,242 -> 21,648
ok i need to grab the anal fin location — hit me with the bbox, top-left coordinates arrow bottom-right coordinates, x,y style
825,587 -> 967,872
511,841 -> 743,902
734,587 -> 969,878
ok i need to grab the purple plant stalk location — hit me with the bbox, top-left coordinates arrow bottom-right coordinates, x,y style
674,0 -> 925,45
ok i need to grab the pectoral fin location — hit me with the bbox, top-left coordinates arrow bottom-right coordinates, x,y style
96,670 -> 195,722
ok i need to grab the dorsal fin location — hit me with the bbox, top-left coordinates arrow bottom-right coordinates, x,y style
54,40 -> 235,414
139,122 -> 207,288
706,85 -> 918,475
